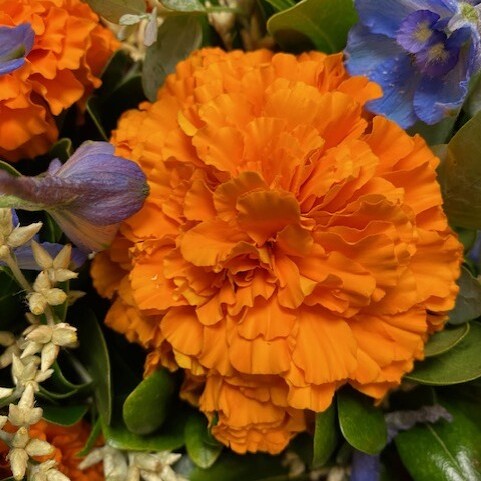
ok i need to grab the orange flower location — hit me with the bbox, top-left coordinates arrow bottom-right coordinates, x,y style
0,0 -> 119,161
0,420 -> 103,481
91,48 -> 463,454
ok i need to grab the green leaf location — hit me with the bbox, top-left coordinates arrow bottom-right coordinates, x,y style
448,266 -> 481,325
103,401 -> 186,452
160,0 -> 206,12
85,0 -> 146,23
72,307 -> 112,424
183,451 -> 288,481
77,417 -> 102,456
437,110 -> 481,229
312,403 -> 338,468
0,160 -> 21,177
123,369 -> 175,435
42,405 -> 88,426
86,96 -> 109,141
42,213 -> 63,243
264,0 -> 295,11
396,397 -> 481,481
185,412 -> 223,469
48,138 -> 72,162
424,323 -> 470,357
43,359 -> 92,396
142,15 -> 203,101
267,0 -> 358,53
337,388 -> 387,455
405,321 -> 481,385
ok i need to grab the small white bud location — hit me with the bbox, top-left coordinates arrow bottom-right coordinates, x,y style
41,343 -> 59,372
8,447 -> 29,480
28,292 -> 47,316
78,447 -> 106,470
11,426 -> 29,448
45,288 -> 67,306
50,268 -> 78,283
52,324 -> 77,347
33,271 -> 52,292
26,438 -> 55,457
26,325 -> 53,344
21,341 -> 43,359
0,331 -> 15,346
0,387 -> 14,398
8,403 -> 43,426
0,208 -> 13,235
31,240 -> 53,270
133,453 -> 162,471
46,469 -> 71,481
52,244 -> 72,270
8,222 -> 43,248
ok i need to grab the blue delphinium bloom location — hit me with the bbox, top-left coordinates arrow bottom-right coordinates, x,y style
345,0 -> 481,128
0,142 -> 149,252
0,23 -> 35,75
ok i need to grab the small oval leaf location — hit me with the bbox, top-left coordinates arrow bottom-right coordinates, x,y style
42,405 -> 88,426
448,266 -> 481,325
85,0 -> 146,23
185,412 -> 222,469
312,403 -> 338,468
123,369 -> 175,435
424,323 -> 470,357
405,322 -> 481,385
337,388 -> 387,455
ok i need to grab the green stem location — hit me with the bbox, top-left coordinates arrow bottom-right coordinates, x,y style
4,252 -> 31,293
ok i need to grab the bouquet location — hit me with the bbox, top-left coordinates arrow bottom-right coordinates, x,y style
0,0 -> 480,480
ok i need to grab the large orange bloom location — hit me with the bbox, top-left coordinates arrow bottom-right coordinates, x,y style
91,48 -> 462,454
0,420 -> 103,480
0,0 -> 119,161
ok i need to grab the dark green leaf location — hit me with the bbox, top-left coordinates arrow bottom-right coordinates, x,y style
160,0 -> 206,12
337,388 -> 387,455
72,307 -> 112,424
103,400 -> 186,452
437,110 -> 481,229
77,417 -> 102,456
396,397 -> 481,481
48,138 -> 72,162
264,0 -> 295,11
406,321 -> 481,385
0,268 -> 22,326
98,50 -> 137,95
42,213 -> 63,243
42,404 -> 88,426
185,412 -> 222,469
123,369 -> 175,435
183,451 -> 288,481
85,0 -> 146,23
424,323 -> 470,357
142,15 -> 203,101
455,227 -> 477,252
267,0 -> 358,53
312,403 -> 338,468
448,266 -> 481,325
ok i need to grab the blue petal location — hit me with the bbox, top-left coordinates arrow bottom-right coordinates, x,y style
350,451 -> 381,481
0,23 -> 35,76
354,0 -> 423,37
345,26 -> 419,127
414,45 -> 472,124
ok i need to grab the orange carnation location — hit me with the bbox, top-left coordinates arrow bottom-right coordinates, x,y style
91,48 -> 463,454
0,0 -> 119,161
0,420 -> 103,481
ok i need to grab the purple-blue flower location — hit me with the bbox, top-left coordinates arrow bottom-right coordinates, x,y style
0,142 -> 149,252
0,23 -> 35,75
345,0 -> 481,128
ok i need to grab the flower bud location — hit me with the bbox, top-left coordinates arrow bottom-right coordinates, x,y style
41,343 -> 59,372
8,447 -> 28,480
8,223 -> 43,248
52,244 -> 72,269
28,292 -> 47,315
45,288 -> 67,306
31,240 -> 53,270
52,324 -> 77,347
26,438 -> 55,457
26,325 -> 53,344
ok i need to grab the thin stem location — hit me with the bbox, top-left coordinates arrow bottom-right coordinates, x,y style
4,252 -> 31,293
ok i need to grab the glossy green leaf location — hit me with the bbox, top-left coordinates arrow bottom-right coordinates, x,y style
185,412 -> 222,469
103,401 -> 186,452
42,405 -> 88,426
267,0 -> 358,53
406,322 -> 481,385
49,138 -> 72,162
264,0 -> 295,11
396,397 -> 481,481
142,15 -> 203,101
448,266 -> 481,325
123,369 -> 175,435
160,0 -> 206,12
337,388 -> 387,455
312,403 -> 338,468
182,452 -> 288,481
424,323 -> 470,357
85,0 -> 146,23
437,110 -> 481,229
72,307 -> 112,424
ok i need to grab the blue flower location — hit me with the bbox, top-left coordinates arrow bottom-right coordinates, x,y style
345,0 -> 481,128
0,142 -> 149,252
0,23 -> 35,76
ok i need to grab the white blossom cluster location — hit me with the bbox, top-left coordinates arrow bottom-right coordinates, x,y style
79,446 -> 188,481
0,209 -> 79,480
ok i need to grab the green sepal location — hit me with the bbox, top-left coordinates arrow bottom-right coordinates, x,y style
312,403 -> 338,468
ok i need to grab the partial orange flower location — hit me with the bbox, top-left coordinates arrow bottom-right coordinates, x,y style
0,0 -> 119,161
91,48 -> 463,454
0,420 -> 103,480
